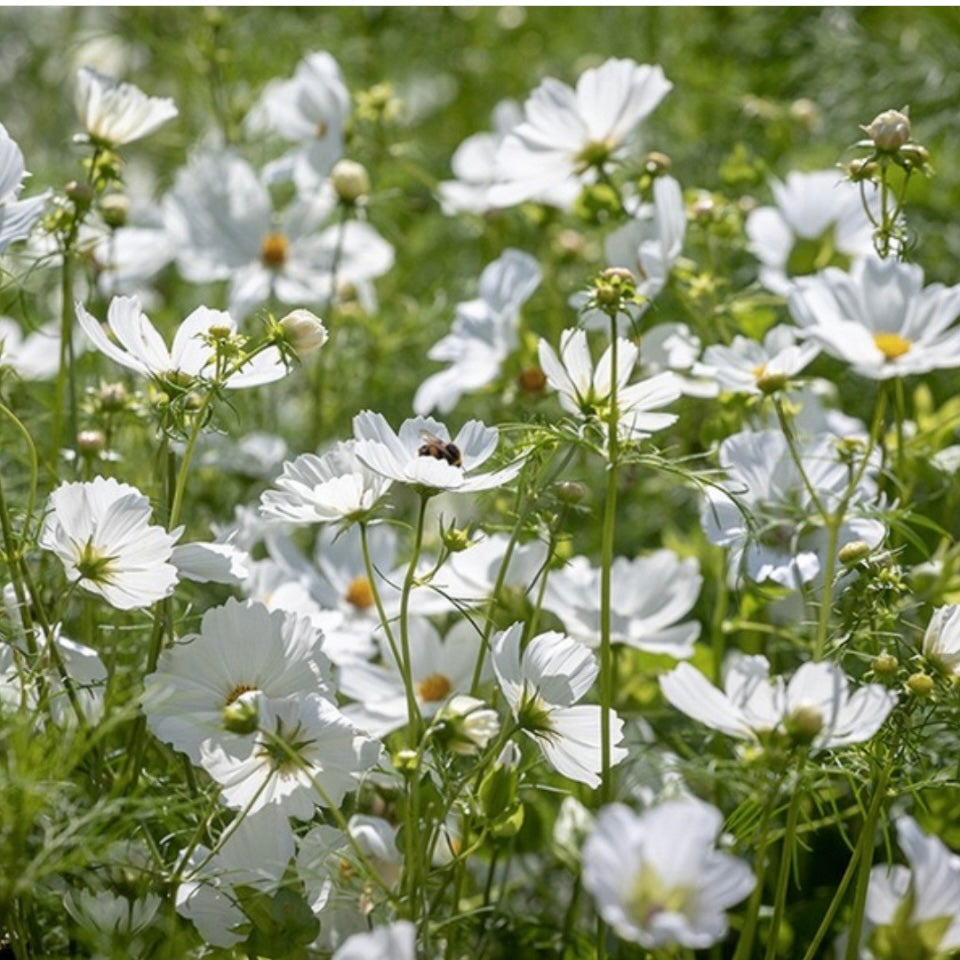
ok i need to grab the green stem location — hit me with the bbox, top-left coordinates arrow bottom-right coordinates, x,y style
400,496 -> 429,746
763,763 -> 805,960
800,831 -> 863,960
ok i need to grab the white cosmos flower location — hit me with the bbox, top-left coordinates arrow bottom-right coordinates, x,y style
640,322 -> 719,398
921,605 -> 960,675
353,411 -> 524,494
164,150 -> 393,319
489,58 -> 672,209
660,654 -> 896,750
332,922 -> 415,960
746,170 -> 875,295
0,318 -> 63,380
583,799 -> 755,949
339,618 -> 481,738
443,533 -> 549,606
865,816 -> 960,956
538,328 -> 681,444
175,806 -> 295,949
260,440 -> 392,525
543,551 -> 701,657
75,66 -> 177,147
492,622 -> 626,788
0,122 -> 50,251
696,324 -> 819,395
143,597 -> 332,763
76,294 -> 287,388
702,428 -> 885,589
200,693 -> 381,818
413,248 -> 541,415
790,256 -> 960,379
438,99 -> 523,215
39,477 -> 180,610
246,51 -> 350,190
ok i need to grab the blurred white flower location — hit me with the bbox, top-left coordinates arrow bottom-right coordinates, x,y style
353,411 -> 524,494
492,622 -> 626,787
438,99 -> 522,215
865,816 -> 960,958
414,248 -> 541,415
490,58 -> 672,209
583,799 -> 754,948
640,322 -> 718,398
260,441 -> 392,525
701,428 -> 885,589
75,66 -> 177,146
76,294 -> 288,388
0,122 -> 49,251
144,597 -> 332,763
0,318 -> 63,380
544,551 -> 701,657
746,170 -> 875,295
332,921 -> 415,960
65,889 -> 161,944
443,532 -> 548,606
922,605 -> 960,675
789,257 -> 960,379
660,654 -> 896,749
39,477 -> 180,610
246,51 -> 350,190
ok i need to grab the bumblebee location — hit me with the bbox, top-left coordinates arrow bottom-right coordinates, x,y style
418,430 -> 463,467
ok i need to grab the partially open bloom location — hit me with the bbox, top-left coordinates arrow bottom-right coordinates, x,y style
39,477 -> 180,610
492,623 -> 626,787
278,308 -> 328,358
660,654 -> 896,750
0,122 -> 50,251
921,605 -> 960,675
75,67 -> 177,147
583,799 -> 755,948
490,58 -> 672,209
865,816 -> 960,958
76,295 -> 288,389
0,318 -> 63,380
789,257 -> 960,379
353,411 -> 524,494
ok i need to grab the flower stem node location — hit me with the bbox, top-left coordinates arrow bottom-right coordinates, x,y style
331,159 -> 371,205
863,109 -> 911,152
906,672 -> 935,699
278,309 -> 328,358
839,540 -> 873,566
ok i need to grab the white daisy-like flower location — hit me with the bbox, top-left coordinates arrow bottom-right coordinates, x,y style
696,324 -> 819,395
413,248 -> 541,416
260,441 -> 392,525
0,318 -> 63,380
789,256 -> 960,379
660,653 -> 896,750
246,51 -> 350,190
583,799 -> 755,949
865,816 -> 960,957
538,327 -> 681,444
65,889 -> 161,947
175,806 -> 296,949
702,428 -> 885,589
543,551 -> 701,657
640,322 -> 719,398
443,533 -> 549,606
746,170 -> 876,295
332,921 -> 415,960
489,58 -> 672,209
492,622 -> 626,788
164,150 -> 393,319
75,66 -> 178,147
143,597 -> 332,763
75,294 -> 288,389
339,618 -> 481,738
921,605 -> 960,675
0,122 -> 50,252
171,539 -> 250,586
353,411 -> 524,494
438,99 -> 523,215
200,693 -> 381,819
39,477 -> 180,610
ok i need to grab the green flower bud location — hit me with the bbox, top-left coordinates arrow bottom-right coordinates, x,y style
100,193 -> 130,228
222,694 -> 260,735
839,540 -> 872,565
785,702 -> 824,746
872,652 -> 898,677
863,109 -> 911,152
331,159 -> 371,205
906,672 -> 934,698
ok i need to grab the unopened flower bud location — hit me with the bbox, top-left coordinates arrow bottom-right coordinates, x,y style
436,695 -> 500,756
76,429 -> 105,456
279,309 -> 328,358
65,180 -> 94,209
847,158 -> 879,182
222,692 -> 259,735
898,143 -> 930,169
863,109 -> 911,152
393,748 -> 419,773
839,540 -> 872,565
555,481 -> 587,505
442,525 -> 471,553
517,366 -> 546,395
906,671 -> 934,698
553,228 -> 586,259
872,652 -> 898,676
98,381 -> 128,411
100,193 -> 130,228
208,323 -> 233,341
331,159 -> 371,205
691,193 -> 716,221
786,702 -> 824,746
643,150 -> 672,175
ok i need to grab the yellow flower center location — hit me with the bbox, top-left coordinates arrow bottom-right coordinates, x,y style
345,576 -> 375,610
626,864 -> 693,926
224,682 -> 258,706
752,363 -> 768,381
873,332 -> 912,361
260,232 -> 289,269
417,673 -> 453,703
